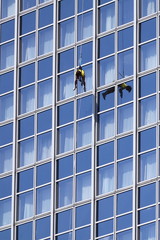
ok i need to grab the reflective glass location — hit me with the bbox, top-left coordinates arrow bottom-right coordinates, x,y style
76,226 -> 90,240
39,5 -> 53,28
117,158 -> 133,188
76,204 -> 91,227
38,26 -> 53,55
76,149 -> 91,172
21,33 -> 35,62
37,109 -> 52,133
117,135 -> 133,159
77,118 -> 92,147
56,209 -> 72,233
97,219 -> 113,237
98,164 -> 114,194
1,0 -> 15,18
139,206 -> 155,224
36,185 -> 51,214
118,49 -> 133,79
0,229 -> 11,240
19,85 -> 35,114
139,72 -> 156,98
18,191 -> 33,220
17,222 -> 32,240
18,169 -> 33,192
58,102 -> 74,125
77,95 -> 92,119
97,196 -> 113,221
59,0 -> 74,20
56,232 -> 72,240
0,123 -> 13,146
58,71 -> 74,100
37,131 -> 52,161
58,124 -> 73,153
57,155 -> 73,179
59,18 -> 74,48
98,34 -> 114,58
118,27 -> 133,51
139,183 -> 156,208
57,178 -> 73,207
99,3 -> 115,33
139,96 -> 156,126
0,41 -> 14,70
139,150 -> 156,181
117,190 -> 132,214
38,78 -> 52,108
76,172 -> 91,201
0,20 -> 14,43
36,216 -> 50,240
21,0 -> 36,11
118,0 -> 133,25
0,198 -> 11,226
58,49 -> 74,73
140,0 -> 156,17
140,18 -> 156,43
139,222 -> 155,240
78,11 -> 93,41
117,229 -> 132,240
78,0 -> 92,12
77,42 -> 92,66
99,56 -> 115,86
98,89 -> 114,111
118,102 -> 133,131
118,81 -> 133,105
99,0 -> 112,4
39,0 -> 50,3
19,63 -> 35,87
37,162 -> 51,186
139,127 -> 156,152
0,71 -> 13,94
99,110 -> 114,140
117,213 -> 132,231
140,41 -> 156,72
97,141 -> 114,166
0,176 -> 12,198
20,12 -> 35,35
19,137 -> 34,167
18,116 -> 34,139
38,56 -> 52,80
0,145 -> 12,173
0,93 -> 13,122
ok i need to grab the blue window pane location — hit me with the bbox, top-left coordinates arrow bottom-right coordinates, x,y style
76,149 -> 91,173
0,145 -> 12,174
0,41 -> 14,70
0,176 -> 12,198
139,206 -> 155,224
117,229 -> 132,240
21,34 -> 35,62
78,12 -> 93,41
38,26 -> 53,55
56,209 -> 72,233
77,42 -> 92,65
117,213 -> 132,231
20,12 -> 35,35
139,222 -> 155,240
39,5 -> 53,28
99,3 -> 115,33
57,178 -> 73,207
19,138 -> 34,167
36,216 -> 50,240
18,191 -> 33,220
118,158 -> 133,189
57,155 -> 73,179
99,110 -> 114,140
58,49 -> 74,73
39,0 -> 51,3
99,56 -> 115,86
1,0 -> 15,18
98,165 -> 114,195
37,109 -> 52,133
97,196 -> 113,221
139,72 -> 156,98
56,232 -> 72,240
36,185 -> 51,214
0,71 -> 13,94
97,141 -> 114,166
38,57 -> 53,80
58,102 -> 74,125
139,127 -> 156,152
139,150 -> 156,181
118,135 -> 133,159
37,132 -> 52,161
19,63 -> 35,87
59,18 -> 74,48
139,96 -> 156,127
19,85 -> 35,114
0,93 -> 13,122
0,123 -> 13,146
17,222 -> 32,240
118,27 -> 133,51
21,0 -> 36,10
77,118 -> 92,147
118,0 -> 133,25
140,18 -> 156,43
76,226 -> 90,240
18,169 -> 33,192
0,20 -> 14,43
78,0 -> 92,12
98,34 -> 114,58
76,172 -> 91,201
99,0 -> 112,4
58,124 -> 73,154
140,41 -> 156,72
97,219 -> 113,237
118,49 -> 133,79
58,71 -> 74,100
99,89 -> 114,112
38,78 -> 52,108
0,229 -> 11,240
18,116 -> 34,139
139,183 -> 156,208
140,0 -> 156,17
118,81 -> 133,105
0,198 -> 11,226
76,203 -> 91,227
37,162 -> 51,186
117,190 -> 132,214
59,0 -> 74,20
77,95 -> 92,119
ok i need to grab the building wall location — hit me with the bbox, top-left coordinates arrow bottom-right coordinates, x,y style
0,0 -> 159,239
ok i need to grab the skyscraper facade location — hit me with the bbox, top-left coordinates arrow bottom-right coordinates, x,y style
0,0 -> 159,239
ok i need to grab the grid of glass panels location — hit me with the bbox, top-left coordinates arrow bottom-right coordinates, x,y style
0,0 -> 160,240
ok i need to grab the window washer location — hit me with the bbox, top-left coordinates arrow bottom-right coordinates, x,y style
102,87 -> 115,99
73,66 -> 86,92
102,83 -> 132,99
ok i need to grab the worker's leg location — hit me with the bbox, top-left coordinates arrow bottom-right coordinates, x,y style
82,76 -> 86,91
102,87 -> 115,99
126,85 -> 132,92
119,88 -> 123,98
73,79 -> 78,91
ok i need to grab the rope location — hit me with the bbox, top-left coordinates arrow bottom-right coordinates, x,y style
79,0 -> 84,66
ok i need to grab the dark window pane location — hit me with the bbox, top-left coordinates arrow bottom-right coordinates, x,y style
139,206 -> 155,224
77,95 -> 92,119
118,0 -> 133,25
0,229 -> 11,240
0,123 -> 13,146
78,0 -> 92,12
18,169 -> 33,192
139,183 -> 156,208
58,102 -> 74,125
139,127 -> 156,152
96,219 -> 113,237
17,222 -> 32,240
39,5 -> 53,28
117,190 -> 132,214
117,135 -> 133,159
97,196 -> 113,221
139,72 -> 156,98
0,176 -> 12,198
76,203 -> 91,227
58,49 -> 74,73
77,42 -> 92,65
76,149 -> 91,172
76,226 -> 90,240
38,57 -> 53,80
118,26 -> 133,51
20,12 -> 35,35
117,213 -> 132,231
57,155 -> 73,179
98,34 -> 114,58
0,71 -> 14,94
140,18 -> 156,43
98,89 -> 114,112
36,216 -> 50,240
19,63 -> 35,87
56,209 -> 72,233
18,116 -> 34,139
59,0 -> 74,20
37,109 -> 52,133
0,20 -> 14,43
37,162 -> 51,186
97,141 -> 114,166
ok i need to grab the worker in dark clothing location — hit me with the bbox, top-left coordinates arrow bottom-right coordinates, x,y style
73,66 -> 86,91
102,87 -> 115,99
102,83 -> 132,99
